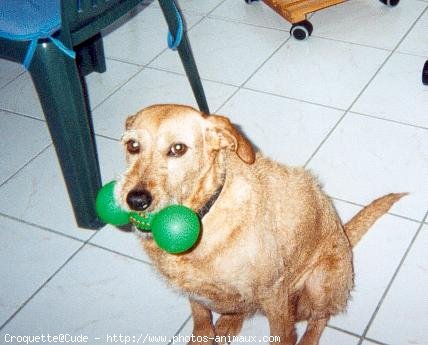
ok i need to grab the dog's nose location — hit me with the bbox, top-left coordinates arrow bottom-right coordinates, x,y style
126,189 -> 153,211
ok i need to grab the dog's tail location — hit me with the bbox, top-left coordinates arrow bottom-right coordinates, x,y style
344,193 -> 407,247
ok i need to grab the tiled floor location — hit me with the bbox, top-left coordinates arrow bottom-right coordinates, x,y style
1,0 -> 427,344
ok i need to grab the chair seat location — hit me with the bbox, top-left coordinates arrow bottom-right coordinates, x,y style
0,0 -> 60,41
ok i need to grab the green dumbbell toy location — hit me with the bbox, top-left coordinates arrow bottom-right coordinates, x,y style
95,181 -> 200,254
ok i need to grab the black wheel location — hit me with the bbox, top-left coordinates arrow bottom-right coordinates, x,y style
379,0 -> 399,7
290,20 -> 313,40
245,0 -> 259,3
423,60 -> 428,85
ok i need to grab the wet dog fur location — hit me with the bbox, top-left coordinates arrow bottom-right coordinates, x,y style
116,104 -> 404,345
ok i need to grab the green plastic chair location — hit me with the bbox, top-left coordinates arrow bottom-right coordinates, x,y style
0,0 -> 209,230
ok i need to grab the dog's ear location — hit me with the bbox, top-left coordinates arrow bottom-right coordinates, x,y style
206,115 -> 255,164
125,114 -> 137,130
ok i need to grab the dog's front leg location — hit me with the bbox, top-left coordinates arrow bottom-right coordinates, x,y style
189,299 -> 215,345
261,291 -> 297,345
214,313 -> 246,344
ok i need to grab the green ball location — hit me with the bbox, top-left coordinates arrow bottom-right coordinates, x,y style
96,181 -> 129,226
151,205 -> 200,254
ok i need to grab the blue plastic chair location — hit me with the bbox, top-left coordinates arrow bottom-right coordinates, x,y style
0,0 -> 209,229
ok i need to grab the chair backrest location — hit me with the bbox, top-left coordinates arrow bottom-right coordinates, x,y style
61,0 -> 141,46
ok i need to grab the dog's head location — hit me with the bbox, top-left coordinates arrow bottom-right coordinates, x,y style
116,104 -> 255,214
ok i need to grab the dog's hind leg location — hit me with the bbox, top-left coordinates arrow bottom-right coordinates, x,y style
296,253 -> 353,345
189,300 -> 215,345
214,313 -> 245,344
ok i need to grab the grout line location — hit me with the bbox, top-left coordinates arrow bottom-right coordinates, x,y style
95,133 -> 121,142
206,14 -> 291,32
0,70 -> 26,92
86,241 -> 153,267
325,324 -> 363,341
0,109 -> 45,123
167,315 -> 192,345
357,210 -> 428,345
0,212 -> 90,244
310,34 -> 393,53
0,107 -> 44,122
330,196 -> 422,224
349,111 -> 428,131
0,144 -> 52,189
145,65 -> 240,87
241,85 -> 347,111
361,337 -> 390,345
393,49 -> 428,59
105,56 -> 144,67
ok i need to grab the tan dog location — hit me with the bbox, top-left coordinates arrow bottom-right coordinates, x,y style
116,104 -> 404,345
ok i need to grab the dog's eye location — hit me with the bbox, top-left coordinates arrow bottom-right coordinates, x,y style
168,143 -> 188,157
126,139 -> 140,154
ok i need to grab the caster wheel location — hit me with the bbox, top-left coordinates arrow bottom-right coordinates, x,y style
423,60 -> 428,85
245,0 -> 259,3
379,0 -> 399,7
290,20 -> 313,40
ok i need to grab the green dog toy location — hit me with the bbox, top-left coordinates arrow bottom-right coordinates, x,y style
95,181 -> 200,254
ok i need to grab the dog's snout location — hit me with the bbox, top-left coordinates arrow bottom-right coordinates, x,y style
126,189 -> 153,211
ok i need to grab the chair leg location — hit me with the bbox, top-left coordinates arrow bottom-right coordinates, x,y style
29,40 -> 103,230
76,33 -> 107,77
158,0 -> 210,114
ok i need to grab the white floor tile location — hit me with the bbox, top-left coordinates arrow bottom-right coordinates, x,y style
307,113 -> 428,221
310,0 -> 426,50
211,0 -> 291,31
352,53 -> 428,128
150,17 -> 287,85
0,111 -> 50,185
367,225 -> 428,345
218,89 -> 344,166
0,60 -> 23,89
103,7 -> 202,65
93,67 -> 237,139
398,9 -> 428,57
0,216 -> 81,327
0,135 -> 124,240
0,245 -> 189,343
86,59 -> 142,109
360,341 -> 378,345
329,200 -> 418,335
246,38 -> 389,109
90,226 -> 152,263
0,59 -> 141,120
0,73 -> 42,119
96,136 -> 127,183
0,146 -> 92,240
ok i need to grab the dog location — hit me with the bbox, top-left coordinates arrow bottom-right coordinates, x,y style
116,104 -> 404,345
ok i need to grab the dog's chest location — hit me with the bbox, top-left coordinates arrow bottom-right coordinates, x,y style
155,252 -> 255,313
